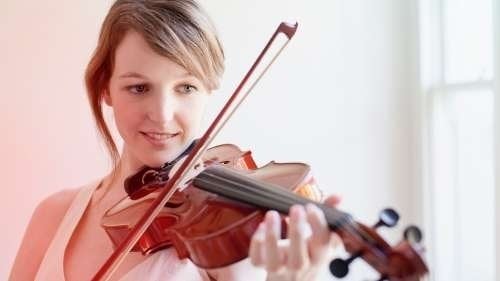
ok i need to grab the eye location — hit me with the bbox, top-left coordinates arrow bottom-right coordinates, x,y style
126,84 -> 149,95
179,84 -> 198,95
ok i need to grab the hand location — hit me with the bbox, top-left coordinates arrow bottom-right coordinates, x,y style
249,195 -> 342,281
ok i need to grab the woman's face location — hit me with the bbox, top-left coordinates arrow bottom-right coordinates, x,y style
107,30 -> 210,169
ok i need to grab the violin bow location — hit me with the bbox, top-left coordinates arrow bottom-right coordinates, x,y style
92,22 -> 298,281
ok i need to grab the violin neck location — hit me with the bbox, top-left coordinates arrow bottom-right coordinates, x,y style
192,165 -> 352,230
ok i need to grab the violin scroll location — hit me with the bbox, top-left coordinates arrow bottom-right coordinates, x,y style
329,208 -> 427,281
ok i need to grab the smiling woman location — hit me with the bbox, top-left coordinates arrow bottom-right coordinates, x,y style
104,30 -> 211,169
85,0 -> 224,171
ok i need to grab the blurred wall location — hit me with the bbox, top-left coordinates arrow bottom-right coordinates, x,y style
0,0 -> 420,280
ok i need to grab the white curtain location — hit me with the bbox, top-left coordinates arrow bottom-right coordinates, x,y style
420,0 -> 497,280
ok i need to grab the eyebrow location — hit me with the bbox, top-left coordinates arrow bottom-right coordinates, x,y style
119,72 -> 148,79
118,71 -> 196,80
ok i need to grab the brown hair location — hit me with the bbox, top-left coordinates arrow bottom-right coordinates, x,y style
85,0 -> 224,170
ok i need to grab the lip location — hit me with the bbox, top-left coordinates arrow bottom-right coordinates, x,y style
141,131 -> 178,147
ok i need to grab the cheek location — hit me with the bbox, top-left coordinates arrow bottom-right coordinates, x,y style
180,100 -> 207,133
113,102 -> 143,138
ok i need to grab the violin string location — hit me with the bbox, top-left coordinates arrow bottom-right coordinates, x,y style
193,166 -> 380,248
199,169 -> 384,255
193,168 -> 367,245
203,166 -> 352,223
194,167 -> 345,225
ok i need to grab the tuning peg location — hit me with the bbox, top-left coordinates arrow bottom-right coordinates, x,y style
373,208 -> 399,229
403,225 -> 423,244
329,252 -> 361,278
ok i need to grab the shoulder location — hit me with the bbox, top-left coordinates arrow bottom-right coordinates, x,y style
35,188 -> 80,221
26,187 -> 82,242
8,187 -> 81,281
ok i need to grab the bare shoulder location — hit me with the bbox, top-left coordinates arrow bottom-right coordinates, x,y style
9,187 -> 81,281
37,188 -> 80,216
33,188 -> 79,215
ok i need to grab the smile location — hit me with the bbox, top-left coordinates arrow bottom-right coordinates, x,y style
141,132 -> 178,146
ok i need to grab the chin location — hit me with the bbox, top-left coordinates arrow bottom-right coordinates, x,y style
131,136 -> 192,168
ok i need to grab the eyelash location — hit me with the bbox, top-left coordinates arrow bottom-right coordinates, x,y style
125,83 -> 198,95
126,84 -> 149,95
180,84 -> 198,94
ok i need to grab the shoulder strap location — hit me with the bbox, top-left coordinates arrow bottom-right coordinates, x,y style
35,180 -> 101,281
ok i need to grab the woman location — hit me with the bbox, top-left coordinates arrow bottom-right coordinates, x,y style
9,1 -> 340,280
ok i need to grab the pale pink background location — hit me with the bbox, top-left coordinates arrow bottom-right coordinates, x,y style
0,1 -> 422,280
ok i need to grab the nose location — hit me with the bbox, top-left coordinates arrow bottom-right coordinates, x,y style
147,91 -> 176,124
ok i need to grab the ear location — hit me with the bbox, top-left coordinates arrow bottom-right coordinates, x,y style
103,89 -> 112,106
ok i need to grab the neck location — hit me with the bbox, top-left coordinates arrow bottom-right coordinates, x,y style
119,146 -> 147,175
97,146 -> 146,206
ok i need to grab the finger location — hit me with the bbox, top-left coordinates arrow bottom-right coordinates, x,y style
264,210 -> 284,272
287,205 -> 309,271
249,223 -> 265,266
323,194 -> 341,207
306,203 -> 331,264
331,232 -> 342,248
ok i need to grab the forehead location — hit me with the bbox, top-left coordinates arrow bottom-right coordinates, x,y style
112,30 -> 190,78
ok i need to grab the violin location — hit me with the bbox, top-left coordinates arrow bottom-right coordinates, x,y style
102,143 -> 322,263
103,143 -> 427,280
92,22 -> 428,281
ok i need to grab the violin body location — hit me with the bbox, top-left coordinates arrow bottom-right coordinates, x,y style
101,143 -> 322,268
102,143 -> 427,280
